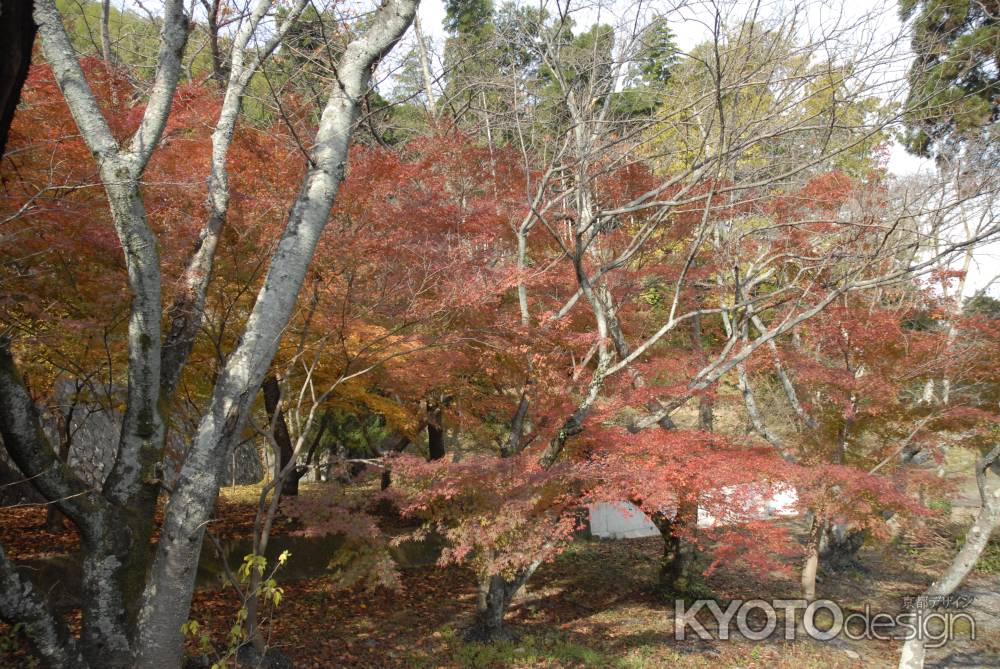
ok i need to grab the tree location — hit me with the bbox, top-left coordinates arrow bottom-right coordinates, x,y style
893,268 -> 1000,669
900,0 -> 999,159
4,0 -> 1000,661
383,0 -> 1000,641
0,0 -> 418,666
0,0 -> 35,158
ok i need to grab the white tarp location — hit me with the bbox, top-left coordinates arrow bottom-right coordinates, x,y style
588,485 -> 799,539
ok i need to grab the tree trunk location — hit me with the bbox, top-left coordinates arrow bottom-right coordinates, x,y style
501,387 -> 530,457
45,396 -> 78,532
203,0 -> 227,83
426,400 -> 445,461
376,432 -> 411,491
467,574 -> 516,642
262,374 -> 300,497
898,445 -> 1000,669
32,0 -> 191,657
802,512 -> 824,601
412,15 -> 436,118
654,495 -> 698,593
0,339 -> 130,668
8,0 -> 320,665
0,0 -> 35,159
747,309 -> 817,429
819,523 -> 866,573
655,516 -> 682,591
691,313 -> 714,432
0,542 -> 85,667
465,556 -> 543,643
99,0 -> 112,64
134,5 -> 419,664
43,430 -> 71,531
697,395 -> 714,432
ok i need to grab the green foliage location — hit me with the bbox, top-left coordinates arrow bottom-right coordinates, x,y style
901,310 -> 940,331
974,541 -> 1000,574
445,0 -> 495,38
927,497 -> 952,515
964,294 -> 1000,318
645,21 -> 887,176
179,619 -> 213,656
534,22 -> 616,131
56,0 -> 157,64
440,0 -> 501,132
900,0 -> 999,158
635,17 -> 679,86
181,551 -> 291,667
55,0 -> 215,78
611,18 -> 680,118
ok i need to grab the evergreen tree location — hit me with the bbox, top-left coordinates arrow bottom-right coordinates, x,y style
900,0 -> 999,159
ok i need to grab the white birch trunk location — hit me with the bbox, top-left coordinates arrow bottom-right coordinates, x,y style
898,445 -> 1000,669
133,2 -> 418,664
413,16 -> 437,117
31,1 -> 188,661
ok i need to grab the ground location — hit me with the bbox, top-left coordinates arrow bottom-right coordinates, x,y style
2,479 -> 999,669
